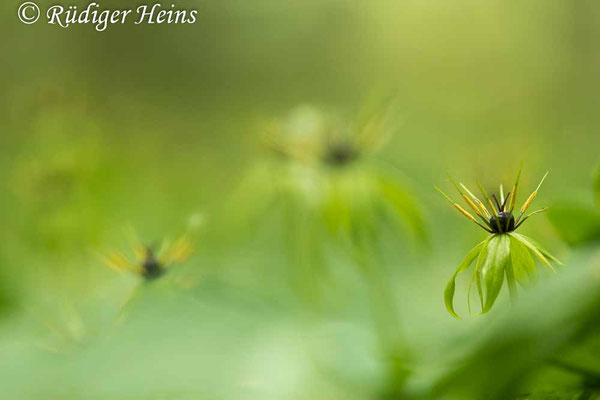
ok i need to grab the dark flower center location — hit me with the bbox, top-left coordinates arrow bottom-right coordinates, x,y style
489,211 -> 515,234
323,143 -> 359,167
141,251 -> 164,280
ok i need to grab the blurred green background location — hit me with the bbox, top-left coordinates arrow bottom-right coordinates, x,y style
2,1 -> 600,399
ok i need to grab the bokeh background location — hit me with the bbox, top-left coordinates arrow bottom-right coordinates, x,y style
2,1 -> 600,399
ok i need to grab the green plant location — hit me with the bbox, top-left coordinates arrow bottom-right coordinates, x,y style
437,167 -> 560,318
103,231 -> 193,281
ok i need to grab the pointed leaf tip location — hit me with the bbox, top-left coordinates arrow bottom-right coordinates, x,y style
445,240 -> 487,319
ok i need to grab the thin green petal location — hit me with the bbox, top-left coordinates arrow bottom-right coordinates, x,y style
445,239 -> 488,319
505,258 -> 517,303
476,261 -> 484,311
519,234 -> 561,265
510,233 -> 556,272
468,242 -> 488,315
509,235 -> 537,285
481,235 -> 511,314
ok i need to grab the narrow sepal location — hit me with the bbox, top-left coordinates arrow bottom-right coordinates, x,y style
445,239 -> 488,319
509,235 -> 537,286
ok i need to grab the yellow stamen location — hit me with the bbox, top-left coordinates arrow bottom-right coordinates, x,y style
454,204 -> 476,222
509,187 -> 518,212
520,192 -> 537,214
436,186 -> 478,222
126,225 -> 147,263
460,183 -> 491,217
477,201 -> 491,218
104,252 -> 132,271
520,172 -> 548,214
487,200 -> 498,215
462,194 -> 483,217
160,235 -> 193,265
460,183 -> 490,217
477,182 -> 498,216
459,183 -> 476,199
508,164 -> 523,212
133,245 -> 146,263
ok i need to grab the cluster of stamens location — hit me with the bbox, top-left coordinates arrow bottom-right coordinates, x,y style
103,233 -> 193,280
436,167 -> 549,234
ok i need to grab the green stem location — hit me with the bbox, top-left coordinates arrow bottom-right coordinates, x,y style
284,198 -> 324,307
351,231 -> 411,380
113,284 -> 143,326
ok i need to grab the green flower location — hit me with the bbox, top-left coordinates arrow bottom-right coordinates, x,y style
231,105 -> 425,360
258,105 -> 424,365
103,231 -> 193,281
259,104 -> 426,242
436,167 -> 560,318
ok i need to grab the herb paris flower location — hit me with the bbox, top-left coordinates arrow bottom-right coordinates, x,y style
436,167 -> 560,318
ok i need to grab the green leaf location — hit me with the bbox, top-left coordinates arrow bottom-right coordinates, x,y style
509,235 -> 537,286
433,246 -> 600,400
468,242 -> 488,315
510,233 -> 556,272
547,203 -> 600,246
476,259 -> 484,311
481,235 -> 511,314
525,235 -> 561,265
445,239 -> 488,319
505,258 -> 517,302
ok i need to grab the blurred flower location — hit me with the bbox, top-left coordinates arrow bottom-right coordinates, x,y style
437,167 -> 560,318
230,103 -> 425,373
103,230 -> 193,281
262,104 -> 390,167
259,103 -> 426,242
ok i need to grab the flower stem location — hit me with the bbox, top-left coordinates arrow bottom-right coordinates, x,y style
351,231 -> 411,381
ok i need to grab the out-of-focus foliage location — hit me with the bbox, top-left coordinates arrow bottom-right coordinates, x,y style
548,203 -> 600,246
549,163 -> 600,246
